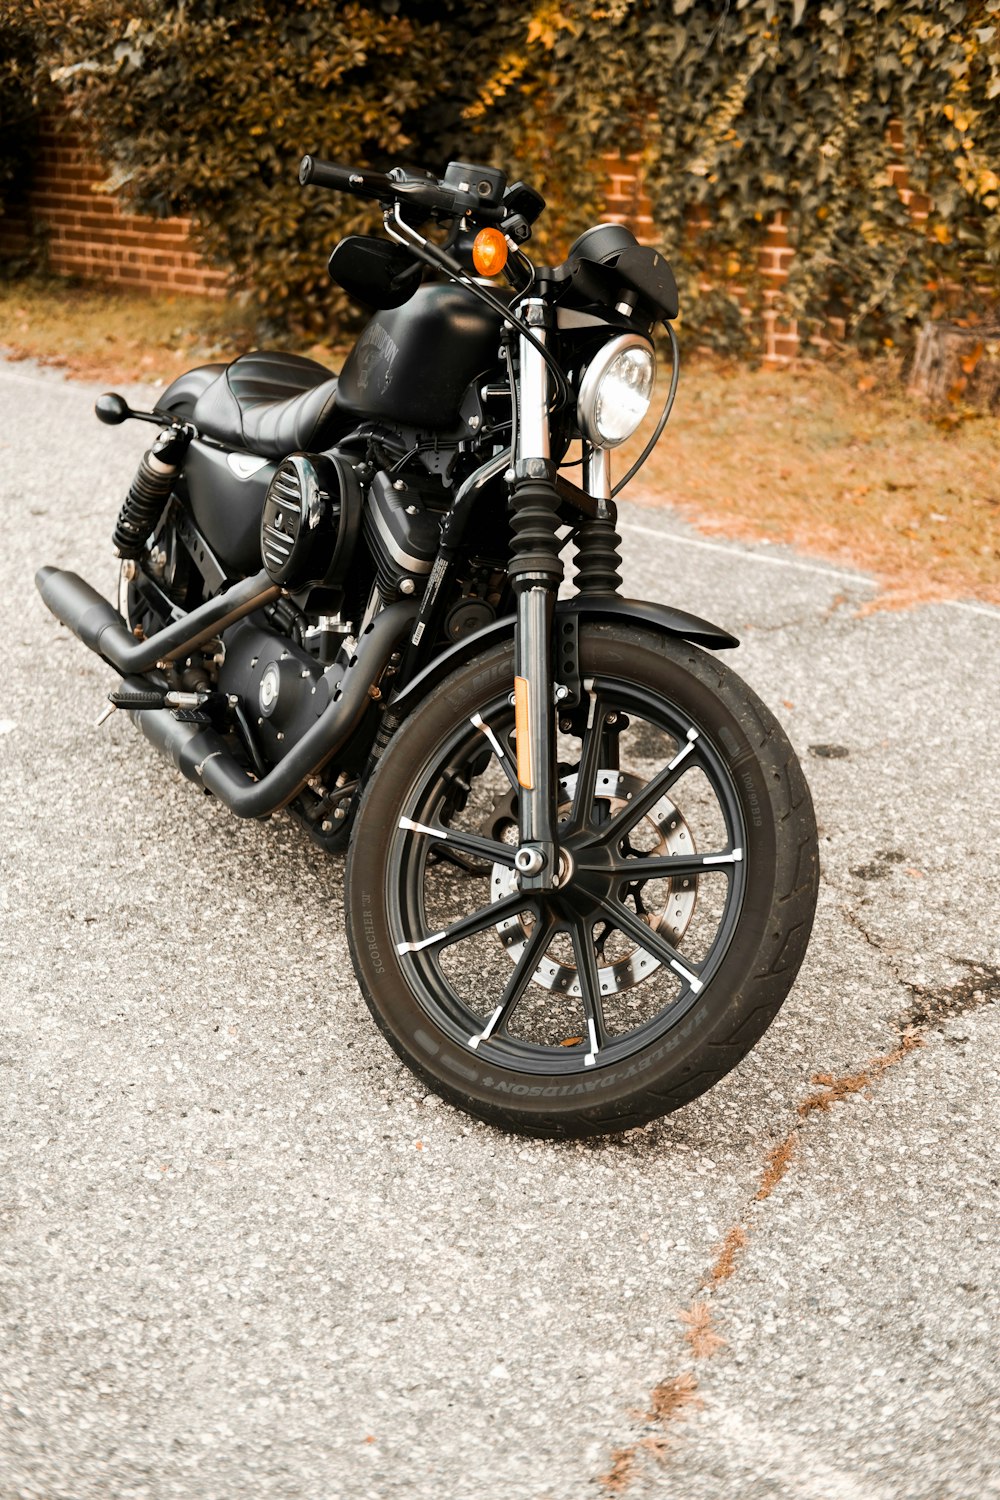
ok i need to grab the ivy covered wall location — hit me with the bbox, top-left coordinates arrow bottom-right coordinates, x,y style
3,0 -> 999,355
468,0 -> 1000,352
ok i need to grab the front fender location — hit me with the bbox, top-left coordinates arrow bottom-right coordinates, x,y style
389,595 -> 739,720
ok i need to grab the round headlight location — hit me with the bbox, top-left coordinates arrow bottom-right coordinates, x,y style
577,335 -> 656,448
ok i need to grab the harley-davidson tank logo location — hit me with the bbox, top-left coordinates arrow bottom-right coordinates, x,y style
355,323 -> 399,394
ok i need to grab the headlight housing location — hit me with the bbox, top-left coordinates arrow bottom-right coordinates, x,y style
577,334 -> 656,448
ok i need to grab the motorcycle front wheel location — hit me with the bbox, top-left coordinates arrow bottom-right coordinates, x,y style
346,622 -> 818,1137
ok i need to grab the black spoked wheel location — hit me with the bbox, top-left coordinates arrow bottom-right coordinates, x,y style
346,624 -> 818,1136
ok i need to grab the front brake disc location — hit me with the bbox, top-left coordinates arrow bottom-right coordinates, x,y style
487,768 -> 697,997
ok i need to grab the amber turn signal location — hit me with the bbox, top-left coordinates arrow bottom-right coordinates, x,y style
513,675 -> 533,789
472,226 -> 508,278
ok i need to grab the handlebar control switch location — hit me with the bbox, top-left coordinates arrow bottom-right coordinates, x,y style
443,161 -> 506,208
503,181 -> 546,225
501,214 -> 532,244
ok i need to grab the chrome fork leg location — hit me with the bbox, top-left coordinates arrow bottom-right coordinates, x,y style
509,307 -> 562,892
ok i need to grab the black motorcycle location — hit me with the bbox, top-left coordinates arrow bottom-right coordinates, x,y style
36,154 -> 819,1136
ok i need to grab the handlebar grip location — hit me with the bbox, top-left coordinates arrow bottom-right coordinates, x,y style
298,155 -> 395,200
298,154 -> 500,220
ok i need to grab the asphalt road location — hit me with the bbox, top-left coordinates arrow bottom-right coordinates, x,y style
1,356 -> 998,1500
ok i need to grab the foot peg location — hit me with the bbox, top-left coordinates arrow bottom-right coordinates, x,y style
95,685 -> 211,727
96,685 -> 165,727
111,687 -> 168,710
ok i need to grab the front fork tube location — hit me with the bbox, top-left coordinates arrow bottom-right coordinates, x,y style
510,302 -> 562,893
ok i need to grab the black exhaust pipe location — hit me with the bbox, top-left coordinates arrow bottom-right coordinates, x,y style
123,600 -> 416,818
35,565 -> 281,676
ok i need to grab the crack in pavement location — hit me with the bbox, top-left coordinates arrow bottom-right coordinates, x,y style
899,958 -> 1000,1032
593,920 -> 998,1494
839,897 -> 1000,1033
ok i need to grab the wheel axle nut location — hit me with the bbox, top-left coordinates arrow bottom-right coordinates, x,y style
514,846 -> 546,876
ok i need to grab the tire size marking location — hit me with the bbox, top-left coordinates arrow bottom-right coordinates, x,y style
741,769 -> 763,827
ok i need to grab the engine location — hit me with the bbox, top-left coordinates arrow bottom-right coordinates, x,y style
217,618 -> 326,765
248,444 -> 500,733
362,469 -> 439,604
259,449 -> 448,609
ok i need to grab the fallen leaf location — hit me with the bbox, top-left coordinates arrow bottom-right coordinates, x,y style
960,341 -> 984,375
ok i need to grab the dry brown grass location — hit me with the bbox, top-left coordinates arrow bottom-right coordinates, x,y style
678,1300 -> 727,1359
599,1446 -> 639,1494
647,1370 -> 702,1424
596,1022 -> 937,1491
797,1033 -> 924,1118
755,1134 -> 797,1201
595,1027 -> 936,1492
703,1224 -> 749,1288
0,276 -> 256,383
623,355 -> 1000,610
598,1372 -> 702,1493
0,275 -> 347,385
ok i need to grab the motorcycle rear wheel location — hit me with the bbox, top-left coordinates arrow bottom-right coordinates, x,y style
346,623 -> 818,1136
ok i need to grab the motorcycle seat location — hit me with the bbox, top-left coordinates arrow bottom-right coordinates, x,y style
191,350 -> 345,460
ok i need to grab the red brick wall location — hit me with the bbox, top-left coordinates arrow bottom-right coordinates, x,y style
602,150 -> 657,242
2,117 -> 807,359
599,150 -> 799,364
0,116 -> 227,298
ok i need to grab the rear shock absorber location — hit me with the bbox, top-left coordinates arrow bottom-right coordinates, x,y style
112,423 -> 193,560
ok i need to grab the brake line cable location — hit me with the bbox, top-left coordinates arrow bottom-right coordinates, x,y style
611,321 -> 680,498
384,204 -> 572,413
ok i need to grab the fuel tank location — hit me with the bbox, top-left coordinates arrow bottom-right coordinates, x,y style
336,283 -> 505,428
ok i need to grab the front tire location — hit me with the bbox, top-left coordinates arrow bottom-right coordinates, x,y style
346,624 -> 818,1136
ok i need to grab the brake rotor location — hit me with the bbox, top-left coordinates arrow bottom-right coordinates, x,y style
489,768 -> 697,997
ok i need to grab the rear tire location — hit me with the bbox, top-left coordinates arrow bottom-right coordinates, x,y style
346,624 -> 818,1136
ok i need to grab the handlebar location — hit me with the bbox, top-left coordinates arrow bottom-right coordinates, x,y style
298,154 -> 504,221
298,156 -> 394,199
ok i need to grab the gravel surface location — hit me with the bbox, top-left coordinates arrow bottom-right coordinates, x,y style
1,358 -> 997,1500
